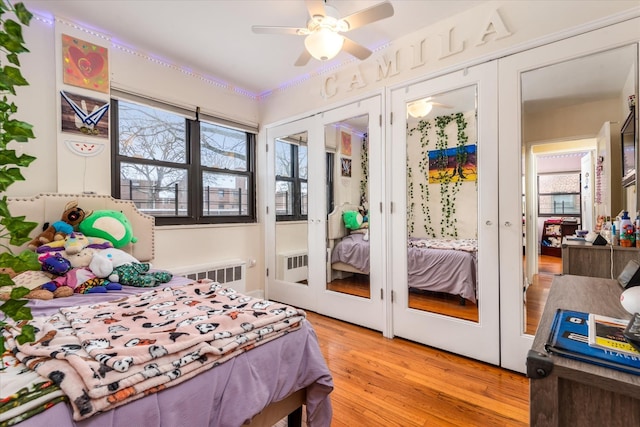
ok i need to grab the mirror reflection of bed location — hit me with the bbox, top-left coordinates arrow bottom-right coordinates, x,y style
327,203 -> 479,322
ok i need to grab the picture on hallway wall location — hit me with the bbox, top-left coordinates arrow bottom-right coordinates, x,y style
341,157 -> 352,177
62,34 -> 109,93
60,91 -> 109,138
428,145 -> 477,183
341,131 -> 352,156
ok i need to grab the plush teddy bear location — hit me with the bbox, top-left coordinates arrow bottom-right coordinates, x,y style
27,201 -> 92,251
90,247 -> 172,287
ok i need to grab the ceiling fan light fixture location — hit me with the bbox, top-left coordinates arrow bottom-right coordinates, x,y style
407,100 -> 433,118
304,28 -> 344,61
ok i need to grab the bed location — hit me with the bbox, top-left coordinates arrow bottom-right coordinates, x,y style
2,193 -> 333,427
327,202 -> 477,304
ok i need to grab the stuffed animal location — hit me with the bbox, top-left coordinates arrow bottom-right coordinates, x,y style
27,201 -> 92,251
89,247 -> 140,278
36,251 -> 122,296
90,247 -> 172,287
343,210 -> 363,230
36,231 -> 113,255
111,263 -> 172,288
79,210 -> 137,248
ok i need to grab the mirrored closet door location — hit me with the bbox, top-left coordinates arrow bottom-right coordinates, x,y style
317,95 -> 385,332
266,116 -> 322,311
498,18 -> 639,373
390,61 -> 500,364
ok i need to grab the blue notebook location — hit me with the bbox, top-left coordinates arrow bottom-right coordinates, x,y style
545,309 -> 640,375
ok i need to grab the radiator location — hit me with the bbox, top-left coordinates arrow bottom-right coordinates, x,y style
170,259 -> 246,293
277,251 -> 308,283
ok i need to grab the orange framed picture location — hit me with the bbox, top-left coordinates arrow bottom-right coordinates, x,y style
62,34 -> 109,93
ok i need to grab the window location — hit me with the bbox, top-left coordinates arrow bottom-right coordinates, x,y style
537,172 -> 581,217
111,95 -> 256,225
275,139 -> 307,221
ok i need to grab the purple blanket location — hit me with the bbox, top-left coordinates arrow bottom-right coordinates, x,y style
12,277 -> 333,427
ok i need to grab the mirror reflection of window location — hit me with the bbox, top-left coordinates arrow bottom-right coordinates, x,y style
274,132 -> 309,285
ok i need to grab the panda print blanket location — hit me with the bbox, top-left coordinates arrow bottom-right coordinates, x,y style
2,280 -> 305,421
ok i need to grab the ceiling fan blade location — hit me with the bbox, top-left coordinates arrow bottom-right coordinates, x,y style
342,37 -> 372,60
294,50 -> 312,67
342,0 -> 394,31
431,102 -> 453,109
305,0 -> 326,18
251,26 -> 305,36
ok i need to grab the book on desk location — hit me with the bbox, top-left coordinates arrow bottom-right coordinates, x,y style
545,309 -> 640,375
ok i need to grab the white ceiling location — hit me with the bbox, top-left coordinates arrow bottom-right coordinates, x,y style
24,0 -> 485,96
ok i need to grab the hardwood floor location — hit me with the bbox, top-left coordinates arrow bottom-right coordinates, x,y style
304,310 -> 529,426
525,255 -> 562,335
299,255 -> 563,426
328,274 -> 479,322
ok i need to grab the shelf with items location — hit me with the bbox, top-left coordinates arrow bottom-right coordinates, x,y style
541,219 -> 579,257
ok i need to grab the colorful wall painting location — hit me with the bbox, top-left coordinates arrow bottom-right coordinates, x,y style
428,145 -> 477,183
60,91 -> 109,138
62,34 -> 109,93
341,131 -> 352,156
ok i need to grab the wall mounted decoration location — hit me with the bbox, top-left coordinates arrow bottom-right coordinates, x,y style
408,112 -> 472,238
62,34 -> 109,93
341,131 -> 352,156
428,144 -> 477,184
60,91 -> 109,137
341,157 -> 352,177
64,140 -> 105,157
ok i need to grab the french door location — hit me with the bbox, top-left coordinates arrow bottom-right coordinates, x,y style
316,95 -> 385,332
389,61 -> 501,364
265,96 -> 385,332
265,116 -> 321,311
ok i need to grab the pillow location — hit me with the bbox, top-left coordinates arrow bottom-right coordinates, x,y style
343,210 -> 363,230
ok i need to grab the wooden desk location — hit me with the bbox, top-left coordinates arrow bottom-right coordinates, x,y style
528,275 -> 640,426
561,238 -> 640,279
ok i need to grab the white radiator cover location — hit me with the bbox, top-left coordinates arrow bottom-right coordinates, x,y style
170,259 -> 246,293
277,251 -> 308,283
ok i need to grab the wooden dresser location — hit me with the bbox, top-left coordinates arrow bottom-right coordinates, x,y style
528,275 -> 640,427
561,238 -> 640,279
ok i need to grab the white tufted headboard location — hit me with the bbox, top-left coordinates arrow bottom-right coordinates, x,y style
327,202 -> 360,241
5,193 -> 155,262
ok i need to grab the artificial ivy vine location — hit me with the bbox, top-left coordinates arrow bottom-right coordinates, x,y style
359,132 -> 368,207
408,112 -> 469,238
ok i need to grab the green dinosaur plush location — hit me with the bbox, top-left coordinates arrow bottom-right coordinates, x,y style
79,210 -> 138,248
111,263 -> 173,288
343,210 -> 363,230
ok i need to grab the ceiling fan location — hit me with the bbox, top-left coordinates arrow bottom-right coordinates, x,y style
251,0 -> 394,66
407,97 -> 452,118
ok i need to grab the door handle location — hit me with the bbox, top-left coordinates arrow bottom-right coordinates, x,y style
505,221 -> 512,227
486,220 -> 493,226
